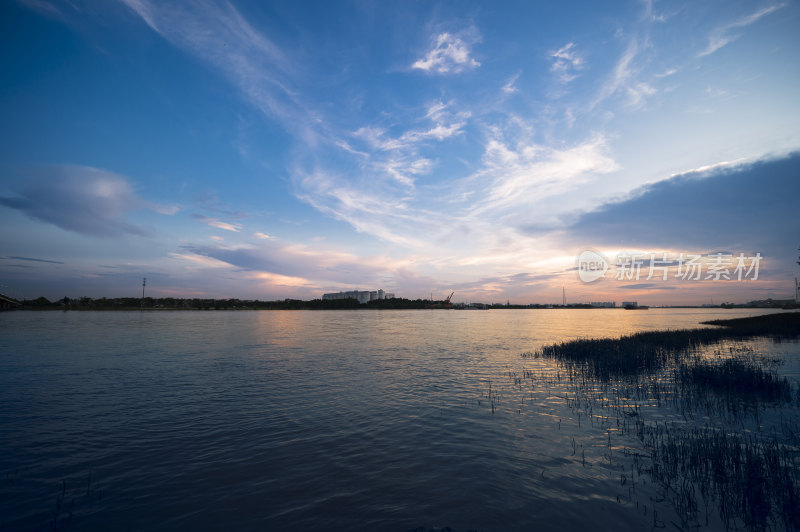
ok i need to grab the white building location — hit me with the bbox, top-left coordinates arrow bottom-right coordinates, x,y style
322,289 -> 394,304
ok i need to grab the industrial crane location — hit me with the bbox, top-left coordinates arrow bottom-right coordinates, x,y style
426,291 -> 455,309
443,291 -> 454,308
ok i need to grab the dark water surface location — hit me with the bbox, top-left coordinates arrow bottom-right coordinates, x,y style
0,309 -> 794,531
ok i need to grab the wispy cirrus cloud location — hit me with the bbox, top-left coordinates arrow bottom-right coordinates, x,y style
118,0 -> 312,138
209,221 -> 241,232
501,73 -> 520,95
354,102 -> 469,152
192,214 -> 242,232
169,251 -> 233,270
294,166 -> 428,248
15,0 -> 64,18
654,67 -> 678,78
411,28 -> 481,74
467,130 -> 619,218
350,100 -> 470,187
294,125 -> 620,277
590,38 -> 656,110
550,42 -> 584,84
4,256 -> 65,265
119,0 -> 448,246
698,3 -> 787,58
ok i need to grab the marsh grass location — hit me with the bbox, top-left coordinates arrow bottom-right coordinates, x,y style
679,358 -> 793,404
522,312 -> 800,381
639,423 -> 800,531
515,312 -> 800,531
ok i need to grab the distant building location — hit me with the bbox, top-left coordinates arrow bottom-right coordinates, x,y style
322,289 -> 394,304
621,301 -> 638,308
590,301 -> 616,308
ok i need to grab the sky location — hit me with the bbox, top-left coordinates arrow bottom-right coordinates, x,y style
1,0 -> 799,305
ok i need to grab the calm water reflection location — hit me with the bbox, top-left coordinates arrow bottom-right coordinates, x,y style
0,308 -> 792,531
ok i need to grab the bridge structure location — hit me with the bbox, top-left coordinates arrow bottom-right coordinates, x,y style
0,293 -> 21,310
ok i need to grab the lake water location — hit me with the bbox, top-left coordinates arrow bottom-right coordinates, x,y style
0,308 -> 796,531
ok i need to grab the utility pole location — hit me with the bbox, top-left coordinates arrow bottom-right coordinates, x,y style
796,247 -> 799,304
141,277 -> 146,309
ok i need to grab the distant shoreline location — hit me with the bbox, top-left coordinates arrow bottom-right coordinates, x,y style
7,300 -> 799,312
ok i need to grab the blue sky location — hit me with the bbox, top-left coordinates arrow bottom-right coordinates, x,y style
1,0 -> 798,304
